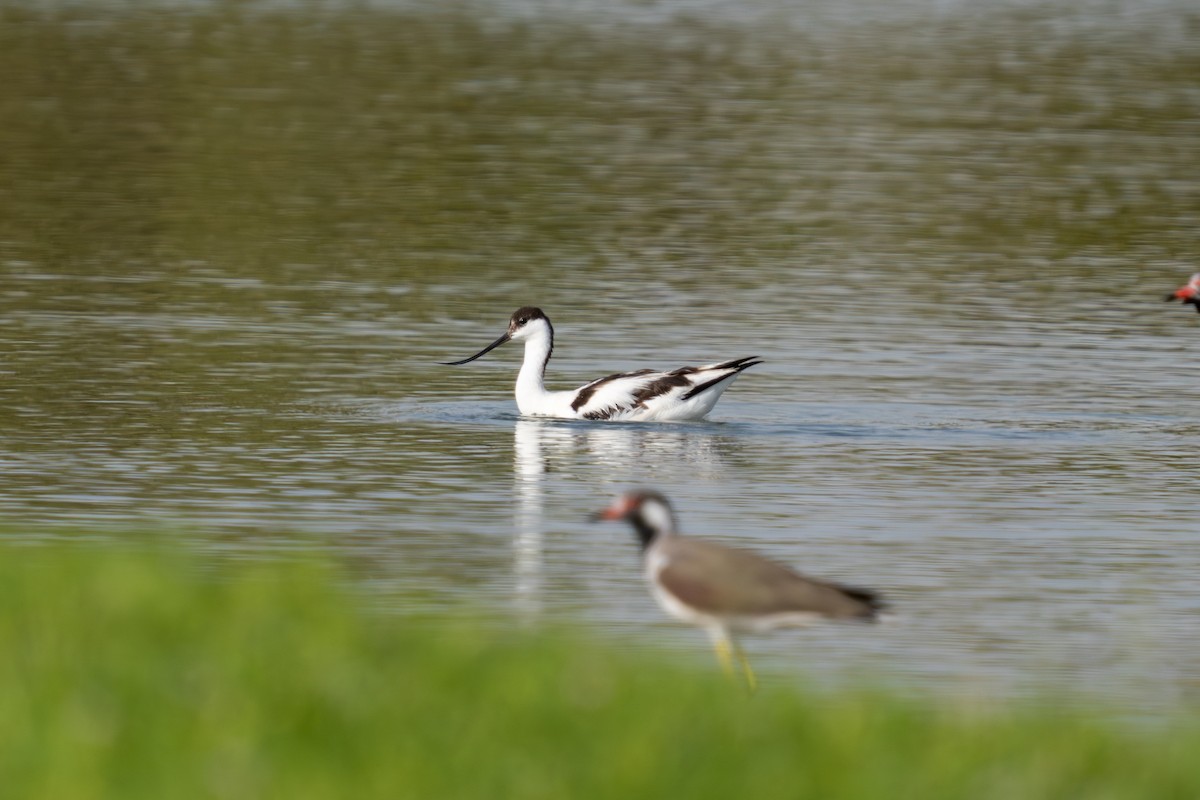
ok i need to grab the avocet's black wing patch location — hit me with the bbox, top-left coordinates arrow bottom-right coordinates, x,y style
570,357 -> 761,421
582,405 -> 623,421
571,369 -> 655,412
631,373 -> 692,407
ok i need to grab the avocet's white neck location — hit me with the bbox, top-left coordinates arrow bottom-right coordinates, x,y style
514,322 -> 554,414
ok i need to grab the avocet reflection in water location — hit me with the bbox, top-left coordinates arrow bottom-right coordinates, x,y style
511,417 -> 745,621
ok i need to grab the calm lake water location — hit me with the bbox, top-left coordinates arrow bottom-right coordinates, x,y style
2,0 -> 1199,709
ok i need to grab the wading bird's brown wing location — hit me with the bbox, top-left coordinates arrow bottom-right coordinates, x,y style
655,539 -> 881,621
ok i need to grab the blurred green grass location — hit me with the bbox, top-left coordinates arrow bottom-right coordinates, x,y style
0,541 -> 1196,799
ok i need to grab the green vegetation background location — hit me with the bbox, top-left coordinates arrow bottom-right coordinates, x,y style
0,541 -> 1196,799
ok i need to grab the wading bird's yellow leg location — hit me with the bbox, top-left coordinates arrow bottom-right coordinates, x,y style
712,636 -> 736,680
711,634 -> 756,693
734,644 -> 758,694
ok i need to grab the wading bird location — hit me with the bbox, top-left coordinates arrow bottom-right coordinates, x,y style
1165,273 -> 1200,313
441,307 -> 760,421
594,490 -> 887,691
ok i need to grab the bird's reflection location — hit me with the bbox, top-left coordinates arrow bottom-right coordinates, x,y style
511,420 -> 556,621
511,417 -> 740,621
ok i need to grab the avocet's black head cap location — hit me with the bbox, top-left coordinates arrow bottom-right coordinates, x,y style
508,306 -> 549,333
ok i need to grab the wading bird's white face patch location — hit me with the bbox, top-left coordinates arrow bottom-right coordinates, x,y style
638,496 -> 675,535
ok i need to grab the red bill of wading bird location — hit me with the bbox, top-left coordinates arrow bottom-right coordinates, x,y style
1164,273 -> 1200,314
593,490 -> 887,691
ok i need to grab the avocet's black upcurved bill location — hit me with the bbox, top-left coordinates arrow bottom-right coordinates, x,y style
439,331 -> 511,365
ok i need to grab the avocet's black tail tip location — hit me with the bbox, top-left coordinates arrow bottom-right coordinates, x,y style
680,358 -> 762,401
712,356 -> 762,371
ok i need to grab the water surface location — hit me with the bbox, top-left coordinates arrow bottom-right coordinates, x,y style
2,0 -> 1199,709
